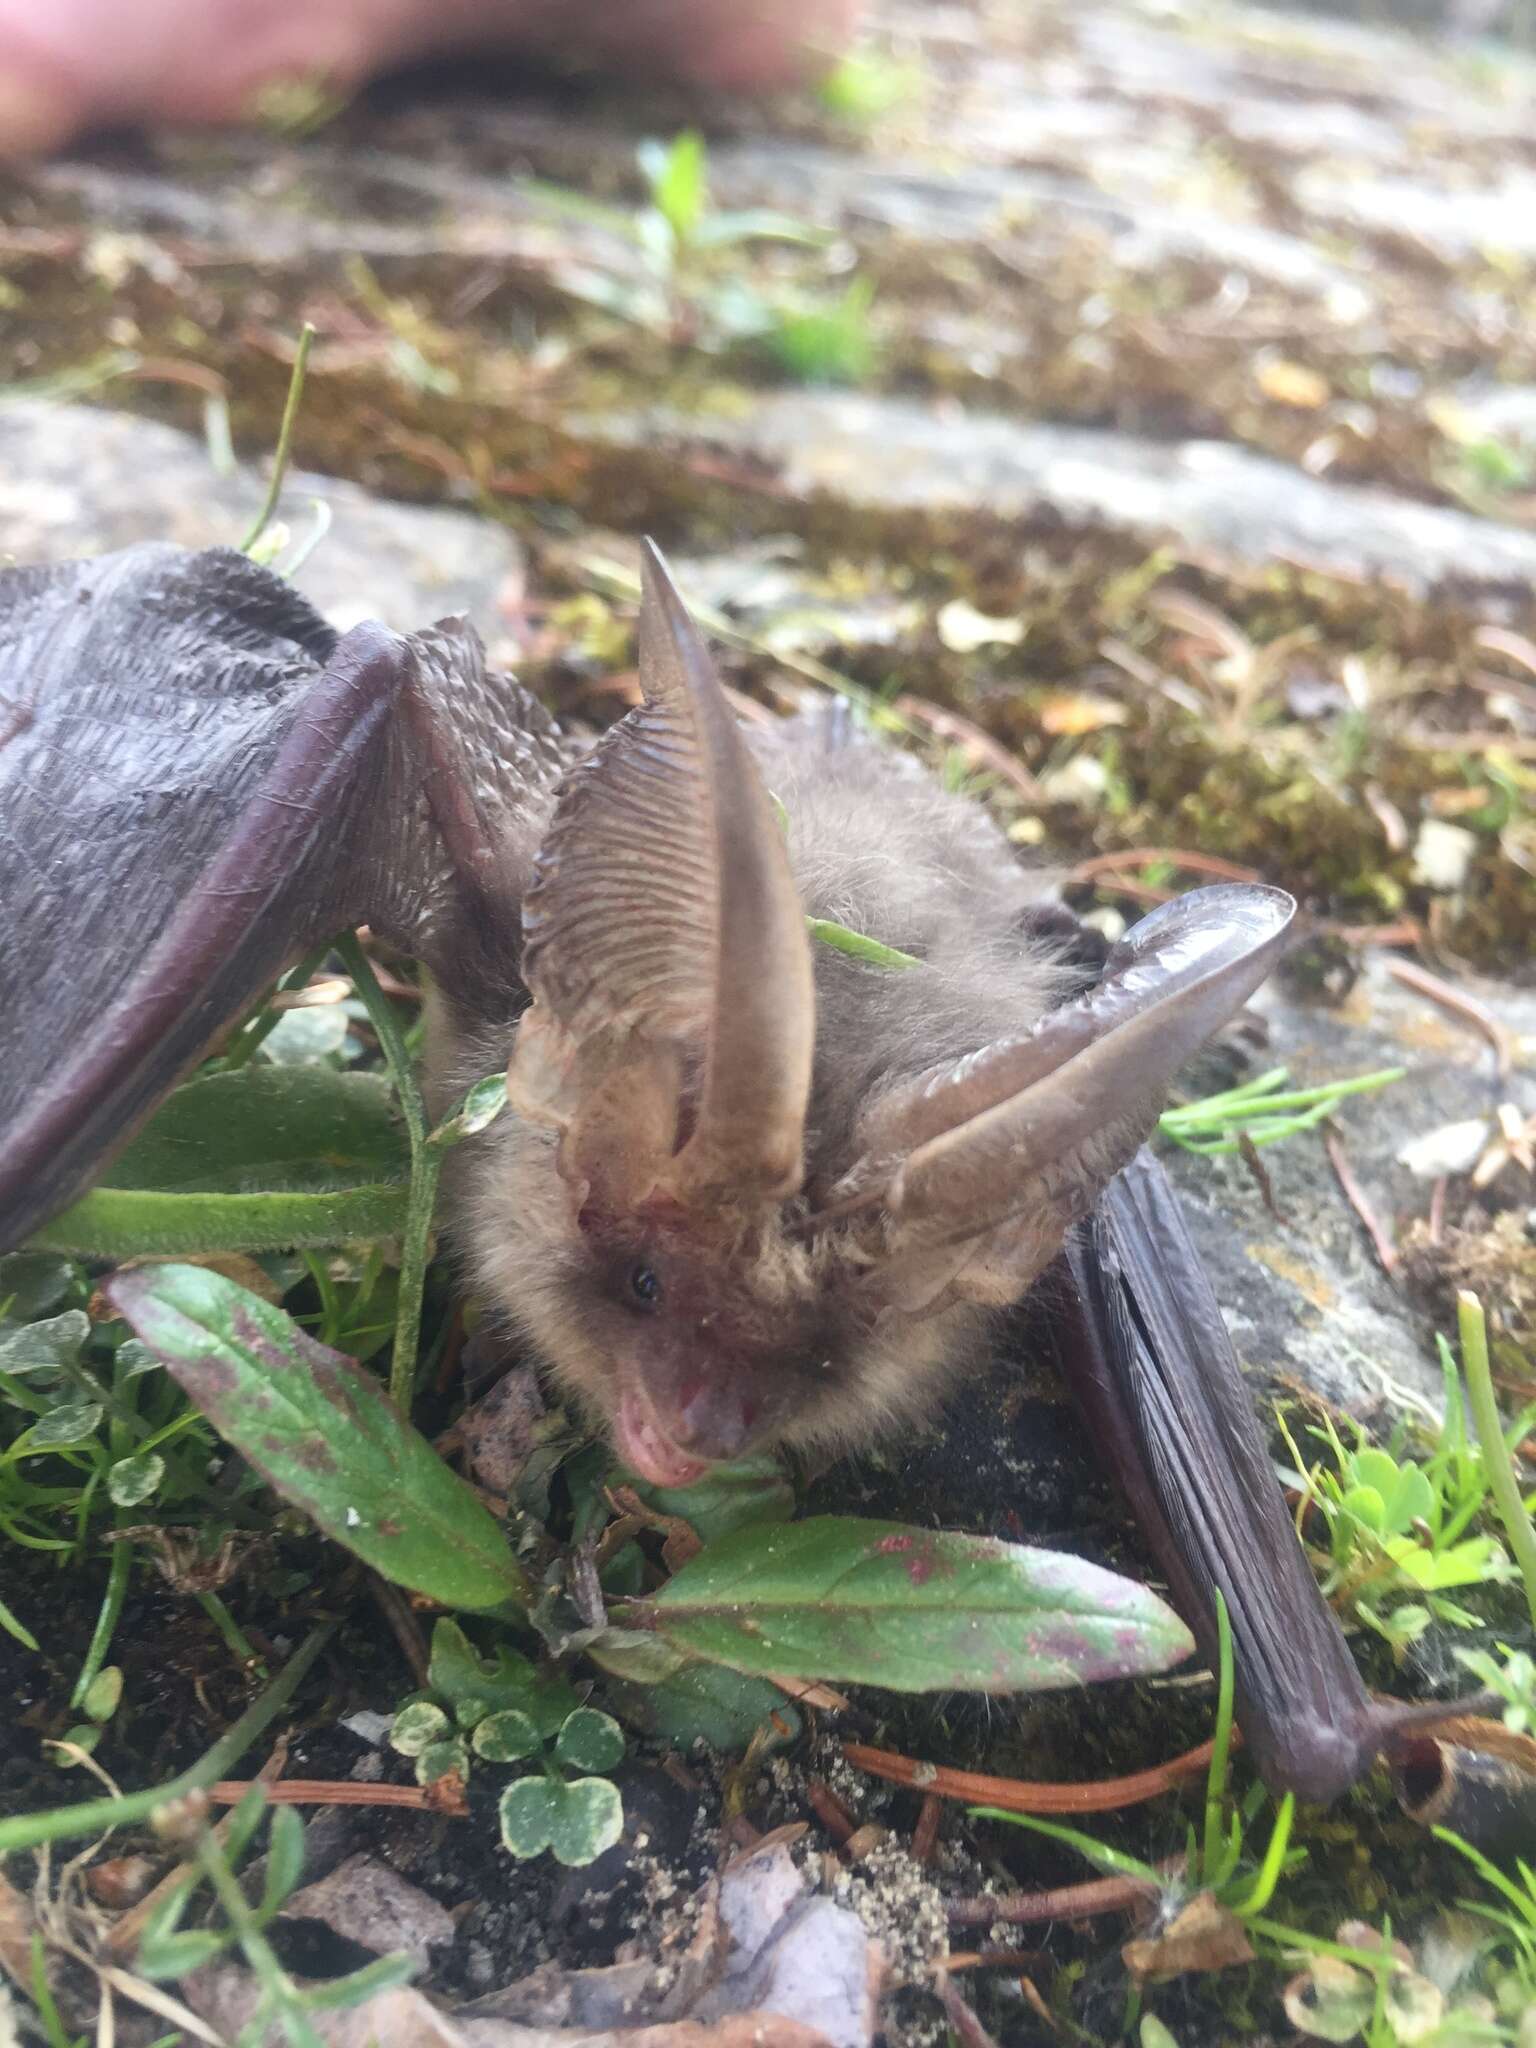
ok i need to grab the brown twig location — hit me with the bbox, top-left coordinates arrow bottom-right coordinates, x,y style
935,1971 -> 1004,2048
805,1780 -> 857,1845
1316,918 -> 1422,949
892,697 -> 1045,803
941,1949 -> 1049,1973
367,1571 -> 430,1688
912,1791 -> 943,1866
1323,1125 -> 1398,1276
107,1741 -> 291,1960
1465,665 -> 1536,718
208,1778 -> 466,1813
841,1738 -> 1221,1815
1069,847 -> 1262,886
947,1869 -> 1173,1928
1384,958 -> 1517,1080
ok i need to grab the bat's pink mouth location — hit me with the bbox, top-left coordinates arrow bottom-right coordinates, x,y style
616,1388 -> 711,1489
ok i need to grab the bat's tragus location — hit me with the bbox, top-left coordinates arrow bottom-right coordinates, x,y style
480,541 -> 1295,1491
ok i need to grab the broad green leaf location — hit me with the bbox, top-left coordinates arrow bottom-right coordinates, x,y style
35,1183 -> 409,1258
114,1340 -> 162,1379
430,1075 -> 508,1148
498,1775 -> 623,1866
24,1401 -> 104,1448
260,1004 -> 350,1066
428,1621 -> 575,1736
101,1069 -> 406,1195
548,1776 -> 624,1867
390,1702 -> 450,1757
1387,1466 -> 1435,1535
1350,1449 -> 1400,1499
108,1451 -> 163,1507
1386,1535 -> 1509,1591
1282,1956 -> 1374,2042
51,1723 -> 102,1765
555,1708 -> 624,1773
35,1068 -> 410,1255
1340,1485 -> 1386,1536
415,1736 -> 469,1787
0,1311 -> 89,1377
108,1267 -> 521,1611
643,1517 -> 1193,1692
597,1659 -> 795,1752
584,1629 -> 689,1686
499,1776 -> 559,1860
1350,1451 -> 1434,1536
0,1253 -> 76,1322
625,1456 -> 794,1547
472,1709 -> 541,1763
82,1668 -> 122,1723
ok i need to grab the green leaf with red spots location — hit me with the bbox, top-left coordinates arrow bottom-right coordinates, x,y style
640,1516 -> 1193,1693
107,1264 -> 521,1611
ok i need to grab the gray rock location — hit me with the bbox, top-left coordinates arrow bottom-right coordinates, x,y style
584,390 -> 1536,594
0,401 -> 519,633
1165,955 -> 1536,1415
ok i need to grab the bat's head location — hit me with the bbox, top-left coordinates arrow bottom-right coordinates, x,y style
472,545 -> 1293,1486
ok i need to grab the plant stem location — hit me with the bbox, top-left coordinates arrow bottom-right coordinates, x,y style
1459,1289 -> 1536,1633
1201,1589 -> 1235,1884
336,934 -> 433,1414
0,1622 -> 333,1853
70,1539 -> 131,1710
196,1815 -> 325,2048
198,1591 -> 269,1680
221,943 -> 330,1070
240,321 -> 316,556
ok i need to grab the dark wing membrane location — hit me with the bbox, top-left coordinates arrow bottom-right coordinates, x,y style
1044,1148 -> 1382,1802
0,543 -> 563,1251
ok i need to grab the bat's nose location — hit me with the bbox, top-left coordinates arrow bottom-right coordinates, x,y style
671,1376 -> 755,1460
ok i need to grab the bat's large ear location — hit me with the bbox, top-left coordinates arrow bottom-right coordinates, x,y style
509,542 -> 815,1211
843,885 -> 1294,1306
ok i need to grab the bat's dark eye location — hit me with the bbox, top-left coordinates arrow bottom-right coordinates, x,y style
629,1264 -> 661,1307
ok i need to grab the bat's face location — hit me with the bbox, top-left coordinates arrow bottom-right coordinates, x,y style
444,546 -> 1295,1489
453,1102 -> 1006,1484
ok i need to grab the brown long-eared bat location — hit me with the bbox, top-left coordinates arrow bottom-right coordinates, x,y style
0,537 -> 1429,1800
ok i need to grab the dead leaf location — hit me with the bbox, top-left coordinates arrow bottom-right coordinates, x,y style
1410,819 -> 1479,892
85,1855 -> 161,1909
1036,692 -> 1127,737
460,1366 -> 571,1501
1255,357 -> 1330,408
187,1969 -> 468,2046
1122,1893 -> 1255,1983
935,599 -> 1025,652
283,1854 -> 455,1967
0,1869 -> 35,1989
462,1841 -> 879,2046
934,1972 -> 1002,2048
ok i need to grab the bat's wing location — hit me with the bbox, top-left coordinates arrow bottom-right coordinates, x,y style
1044,1148 -> 1388,1802
0,543 -> 565,1252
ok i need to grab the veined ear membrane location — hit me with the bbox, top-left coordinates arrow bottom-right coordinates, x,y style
864,883 -> 1296,1249
509,541 -> 815,1208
